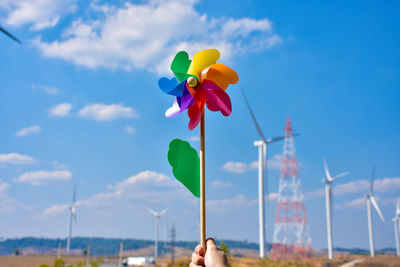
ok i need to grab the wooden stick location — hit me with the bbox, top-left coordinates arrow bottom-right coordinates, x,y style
200,111 -> 206,248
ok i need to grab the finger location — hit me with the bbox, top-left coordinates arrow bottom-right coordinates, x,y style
195,244 -> 205,256
189,262 -> 202,267
191,251 -> 204,265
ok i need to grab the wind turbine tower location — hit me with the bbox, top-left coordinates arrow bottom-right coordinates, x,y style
67,186 -> 77,254
322,159 -> 349,260
392,200 -> 400,256
148,208 -> 168,259
242,90 -> 290,258
366,166 -> 385,257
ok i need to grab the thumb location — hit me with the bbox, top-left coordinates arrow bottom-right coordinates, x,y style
206,238 -> 217,250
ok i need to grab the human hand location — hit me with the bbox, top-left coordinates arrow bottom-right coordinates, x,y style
190,238 -> 229,267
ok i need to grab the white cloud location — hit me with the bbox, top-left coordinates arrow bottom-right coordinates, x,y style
42,204 -> 69,216
0,0 -> 77,30
266,192 -> 279,201
15,125 -> 41,137
0,180 -> 30,214
32,84 -> 60,95
342,197 -> 366,208
125,125 -> 136,135
41,170 -> 190,214
207,195 -> 257,212
210,180 -> 232,190
33,0 -> 281,73
223,154 -> 282,174
78,103 -> 138,121
0,153 -> 36,165
222,161 -> 249,174
15,170 -> 72,186
305,177 -> 400,200
338,196 -> 399,210
49,103 -> 72,117
188,136 -> 200,142
0,182 -> 10,194
113,171 -> 171,190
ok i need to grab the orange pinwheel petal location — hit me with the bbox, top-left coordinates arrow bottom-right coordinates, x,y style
200,63 -> 239,90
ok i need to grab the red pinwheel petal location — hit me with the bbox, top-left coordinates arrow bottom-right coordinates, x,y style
188,99 -> 205,130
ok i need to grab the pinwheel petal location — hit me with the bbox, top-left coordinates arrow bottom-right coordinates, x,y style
187,49 -> 220,78
165,98 -> 182,118
158,77 -> 185,97
166,90 -> 195,118
178,88 -> 195,111
205,87 -> 232,116
201,63 -> 239,90
171,51 -> 193,83
188,99 -> 205,130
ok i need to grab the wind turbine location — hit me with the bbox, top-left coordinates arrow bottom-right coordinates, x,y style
148,208 -> 168,259
393,200 -> 400,257
242,89 -> 299,258
0,26 -> 21,43
366,166 -> 385,257
322,158 -> 349,260
66,186 -> 77,254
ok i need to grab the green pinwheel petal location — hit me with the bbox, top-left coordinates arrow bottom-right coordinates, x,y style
167,139 -> 200,198
171,51 -> 193,83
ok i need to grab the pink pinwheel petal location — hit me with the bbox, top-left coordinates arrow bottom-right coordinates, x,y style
201,80 -> 221,91
205,88 -> 232,116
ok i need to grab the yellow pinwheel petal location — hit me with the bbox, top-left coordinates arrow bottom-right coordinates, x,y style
187,49 -> 220,78
200,63 -> 239,90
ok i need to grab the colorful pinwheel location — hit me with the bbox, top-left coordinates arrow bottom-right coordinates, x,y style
158,49 -> 239,130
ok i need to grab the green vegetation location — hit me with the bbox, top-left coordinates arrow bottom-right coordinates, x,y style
219,241 -> 229,255
54,258 -> 65,267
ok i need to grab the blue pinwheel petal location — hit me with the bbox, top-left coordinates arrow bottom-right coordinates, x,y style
158,77 -> 185,97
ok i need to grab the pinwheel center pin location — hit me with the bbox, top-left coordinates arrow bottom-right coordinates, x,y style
187,77 -> 198,88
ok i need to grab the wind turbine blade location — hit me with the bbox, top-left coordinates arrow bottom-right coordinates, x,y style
72,185 -> 77,204
159,208 -> 168,216
370,165 -> 376,194
0,26 -> 21,43
332,172 -> 349,182
266,135 -> 285,144
370,196 -> 385,223
241,89 -> 266,142
323,158 -> 332,181
147,208 -> 158,216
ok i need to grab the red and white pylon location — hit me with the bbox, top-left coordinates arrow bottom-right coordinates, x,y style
271,118 -> 313,259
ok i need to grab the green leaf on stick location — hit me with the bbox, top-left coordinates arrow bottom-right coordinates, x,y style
167,138 -> 200,198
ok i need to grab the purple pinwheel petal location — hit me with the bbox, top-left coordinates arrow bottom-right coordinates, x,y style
158,77 -> 185,97
165,88 -> 195,118
177,86 -> 195,110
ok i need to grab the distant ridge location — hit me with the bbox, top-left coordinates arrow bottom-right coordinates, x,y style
0,237 -> 395,256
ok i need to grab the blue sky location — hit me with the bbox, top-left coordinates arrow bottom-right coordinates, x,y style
0,0 -> 399,251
